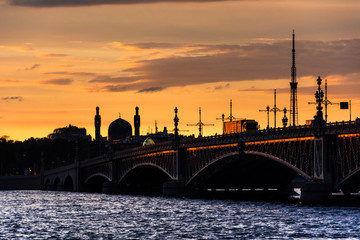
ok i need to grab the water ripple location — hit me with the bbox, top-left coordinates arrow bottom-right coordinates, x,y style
0,191 -> 360,239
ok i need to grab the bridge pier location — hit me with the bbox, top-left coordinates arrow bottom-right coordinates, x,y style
163,181 -> 184,197
102,182 -> 117,194
163,146 -> 186,197
300,92 -> 334,203
300,134 -> 333,203
300,137 -> 333,203
46,184 -> 56,191
102,147 -> 118,194
300,182 -> 332,203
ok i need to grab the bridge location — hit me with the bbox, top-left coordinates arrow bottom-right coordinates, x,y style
39,78 -> 360,203
41,119 -> 360,202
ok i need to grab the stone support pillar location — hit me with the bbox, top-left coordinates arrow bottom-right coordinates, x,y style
301,76 -> 333,203
163,107 -> 186,197
103,146 -> 118,193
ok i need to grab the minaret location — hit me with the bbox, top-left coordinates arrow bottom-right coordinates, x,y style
290,30 -> 298,126
94,106 -> 101,141
134,106 -> 140,137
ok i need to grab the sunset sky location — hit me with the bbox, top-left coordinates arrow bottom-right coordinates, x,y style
1,0 -> 360,141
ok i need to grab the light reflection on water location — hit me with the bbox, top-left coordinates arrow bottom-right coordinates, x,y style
0,190 -> 360,239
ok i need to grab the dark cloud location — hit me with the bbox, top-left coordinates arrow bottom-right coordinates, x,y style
122,44 -> 289,87
89,75 -> 144,83
298,81 -> 360,99
2,96 -> 23,102
213,83 -> 231,90
126,42 -> 185,49
240,79 -> 360,100
8,0 -> 229,7
89,39 -> 360,93
0,79 -> 20,83
41,78 -> 73,85
45,71 -> 97,76
25,64 -> 40,71
138,87 -> 163,93
103,85 -> 130,92
40,53 -> 69,57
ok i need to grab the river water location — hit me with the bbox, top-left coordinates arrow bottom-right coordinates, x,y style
0,191 -> 360,239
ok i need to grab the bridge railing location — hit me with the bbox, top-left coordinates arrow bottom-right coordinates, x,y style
93,120 -> 360,162
180,124 -> 314,148
326,120 -> 360,135
113,140 -> 173,159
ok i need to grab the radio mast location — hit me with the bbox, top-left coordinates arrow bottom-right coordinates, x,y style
290,30 -> 298,126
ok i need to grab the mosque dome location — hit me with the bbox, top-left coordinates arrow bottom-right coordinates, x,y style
143,137 -> 155,146
108,117 -> 132,141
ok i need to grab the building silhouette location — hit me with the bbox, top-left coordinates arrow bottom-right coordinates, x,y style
134,106 -> 140,137
48,124 -> 91,141
95,106 -> 101,141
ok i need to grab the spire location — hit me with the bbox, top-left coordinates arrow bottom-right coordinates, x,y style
292,30 -> 295,68
290,30 -> 298,126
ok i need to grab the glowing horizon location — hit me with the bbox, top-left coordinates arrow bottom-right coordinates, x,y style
1,0 -> 359,141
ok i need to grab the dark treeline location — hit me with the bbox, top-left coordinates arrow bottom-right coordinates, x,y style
0,137 -> 107,176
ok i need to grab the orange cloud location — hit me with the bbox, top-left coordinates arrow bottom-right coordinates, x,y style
8,0 -> 232,7
37,53 -> 69,58
0,45 -> 34,52
40,78 -> 73,85
44,71 -> 97,76
85,39 -> 360,96
65,58 -> 98,62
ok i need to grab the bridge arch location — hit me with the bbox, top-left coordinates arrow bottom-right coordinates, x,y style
84,173 -> 111,185
118,163 -> 174,195
245,151 -> 311,179
54,177 -> 61,189
118,163 -> 174,184
44,178 -> 51,190
334,167 -> 360,193
83,174 -> 111,193
186,150 -> 310,194
187,152 -> 240,185
64,176 -> 74,191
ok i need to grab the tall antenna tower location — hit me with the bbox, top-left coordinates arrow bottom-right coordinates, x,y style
290,30 -> 298,126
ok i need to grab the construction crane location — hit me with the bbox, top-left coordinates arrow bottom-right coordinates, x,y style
308,79 -> 339,122
187,107 -> 214,137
